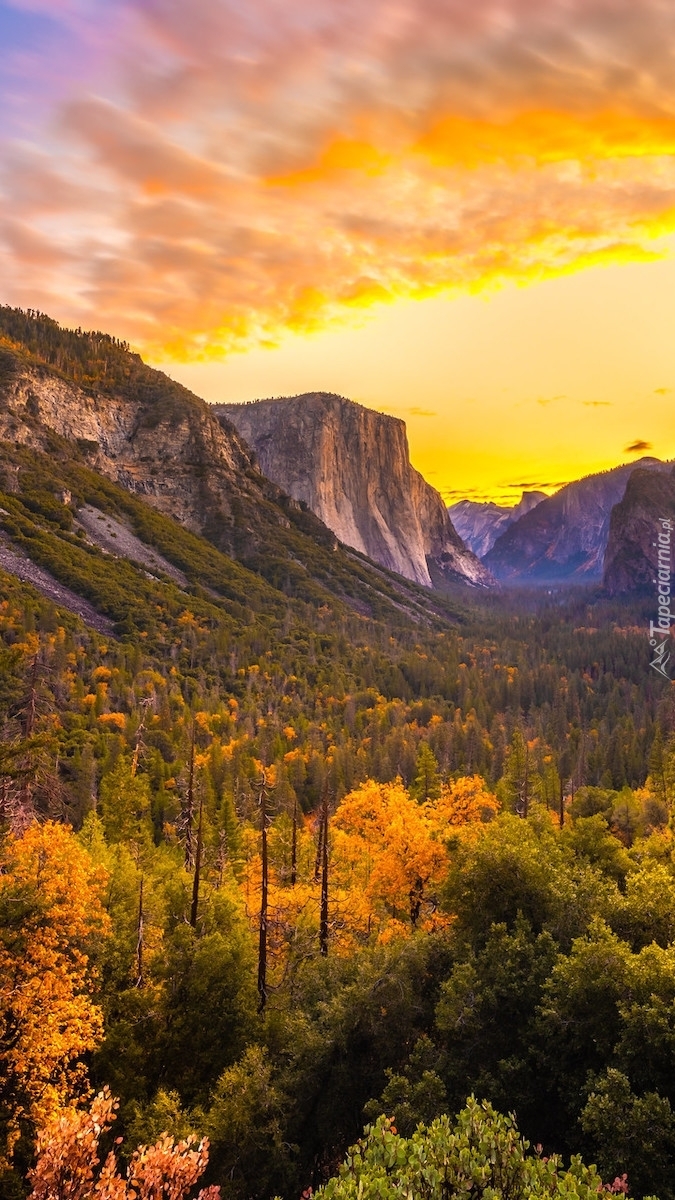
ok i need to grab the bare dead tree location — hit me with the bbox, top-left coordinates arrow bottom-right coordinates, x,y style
131,696 -> 154,779
182,721 -> 196,870
135,876 -> 144,988
291,794 -> 298,886
257,773 -> 270,1013
22,654 -> 40,740
190,786 -> 204,929
319,791 -> 329,957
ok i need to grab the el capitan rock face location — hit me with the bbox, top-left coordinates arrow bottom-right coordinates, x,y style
484,458 -> 672,585
603,467 -> 675,596
449,491 -> 547,558
215,393 -> 492,589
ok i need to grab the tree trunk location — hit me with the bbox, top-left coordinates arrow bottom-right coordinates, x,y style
184,723 -> 195,870
409,876 -> 423,929
135,876 -> 144,987
190,788 -> 204,928
23,655 -> 39,739
291,795 -> 298,886
313,808 -> 324,883
257,776 -> 269,1013
319,793 -> 329,957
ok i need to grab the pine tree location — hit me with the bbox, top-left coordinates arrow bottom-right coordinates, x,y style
411,743 -> 442,803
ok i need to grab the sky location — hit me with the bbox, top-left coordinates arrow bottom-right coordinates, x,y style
1,0 -> 675,503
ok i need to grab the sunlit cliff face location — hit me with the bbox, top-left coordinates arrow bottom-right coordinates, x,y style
2,0 -> 675,499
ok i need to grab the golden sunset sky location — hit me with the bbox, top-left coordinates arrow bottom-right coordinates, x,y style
2,0 -> 675,501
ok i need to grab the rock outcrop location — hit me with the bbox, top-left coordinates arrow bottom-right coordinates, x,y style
449,492 -> 547,558
214,394 -> 492,589
3,362 -> 249,537
484,458 -> 672,584
0,344 -> 340,566
603,467 -> 675,595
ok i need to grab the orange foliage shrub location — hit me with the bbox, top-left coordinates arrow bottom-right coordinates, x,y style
29,1087 -> 219,1200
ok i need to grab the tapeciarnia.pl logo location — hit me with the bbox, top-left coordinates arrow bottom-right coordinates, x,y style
649,517 -> 673,680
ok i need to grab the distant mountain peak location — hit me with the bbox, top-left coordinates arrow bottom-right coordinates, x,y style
448,491 -> 547,558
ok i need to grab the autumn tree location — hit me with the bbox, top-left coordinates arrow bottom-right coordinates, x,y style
332,780 -> 447,930
0,822 -> 109,1165
434,775 -> 499,829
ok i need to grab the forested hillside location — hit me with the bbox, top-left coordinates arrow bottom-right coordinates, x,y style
1,310 -> 675,1200
1,465 -> 675,1197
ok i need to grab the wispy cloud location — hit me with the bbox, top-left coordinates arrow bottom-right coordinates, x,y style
625,439 -> 653,452
2,0 -> 675,354
505,479 -> 569,490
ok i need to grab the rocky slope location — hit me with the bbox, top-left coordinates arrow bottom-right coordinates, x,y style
449,491 -> 547,558
484,458 -> 672,584
0,337 -> 290,558
215,394 -> 492,589
603,467 -> 675,595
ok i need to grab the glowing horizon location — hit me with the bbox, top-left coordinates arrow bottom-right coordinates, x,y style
1,0 -> 675,501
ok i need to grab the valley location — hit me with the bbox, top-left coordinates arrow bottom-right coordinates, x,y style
0,308 -> 674,1200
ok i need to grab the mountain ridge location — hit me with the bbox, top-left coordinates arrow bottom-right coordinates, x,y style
484,456 -> 673,584
603,466 -> 675,596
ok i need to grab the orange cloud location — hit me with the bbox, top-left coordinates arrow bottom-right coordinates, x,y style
268,138 -> 393,187
64,97 -> 236,200
3,0 -> 675,356
268,110 -> 675,190
415,110 -> 675,169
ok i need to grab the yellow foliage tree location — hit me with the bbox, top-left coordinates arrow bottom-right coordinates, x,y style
0,822 -> 110,1163
434,775 -> 500,830
240,776 -> 498,970
332,780 -> 448,931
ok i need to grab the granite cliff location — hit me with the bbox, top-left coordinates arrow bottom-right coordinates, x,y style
215,394 -> 492,589
449,491 -> 547,558
484,458 -> 672,584
603,467 -> 675,595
